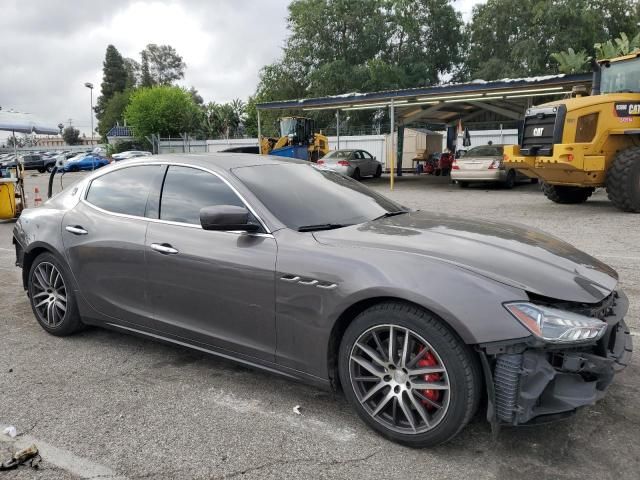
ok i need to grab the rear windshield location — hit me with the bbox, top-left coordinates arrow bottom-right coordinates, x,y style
465,146 -> 503,156
324,150 -> 353,159
232,163 -> 405,230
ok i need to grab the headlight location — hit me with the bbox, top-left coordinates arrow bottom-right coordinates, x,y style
504,302 -> 607,343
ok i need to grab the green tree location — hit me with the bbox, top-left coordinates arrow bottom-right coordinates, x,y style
124,86 -> 200,140
62,126 -> 81,145
551,48 -> 591,74
140,44 -> 186,85
95,45 -> 127,120
595,32 -> 640,59
463,0 -> 638,80
123,57 -> 140,88
97,89 -> 133,140
256,0 -> 463,99
140,51 -> 154,87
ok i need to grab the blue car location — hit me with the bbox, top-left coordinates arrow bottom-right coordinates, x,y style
63,154 -> 110,172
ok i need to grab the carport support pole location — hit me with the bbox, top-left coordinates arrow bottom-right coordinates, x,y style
390,99 -> 395,190
336,110 -> 340,149
257,109 -> 262,154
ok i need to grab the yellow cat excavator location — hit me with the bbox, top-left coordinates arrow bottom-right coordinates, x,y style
260,117 -> 329,161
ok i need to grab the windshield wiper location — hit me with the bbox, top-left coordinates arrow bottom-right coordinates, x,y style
373,210 -> 410,221
297,223 -> 352,232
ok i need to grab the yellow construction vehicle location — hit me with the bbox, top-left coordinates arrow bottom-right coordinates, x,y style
260,116 -> 329,161
504,51 -> 640,211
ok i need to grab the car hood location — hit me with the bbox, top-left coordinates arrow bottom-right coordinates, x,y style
313,211 -> 617,303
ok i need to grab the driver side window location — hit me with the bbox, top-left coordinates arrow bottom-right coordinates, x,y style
159,166 -> 245,225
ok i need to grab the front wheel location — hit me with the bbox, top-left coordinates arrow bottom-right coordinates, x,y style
46,164 -> 55,173
541,183 -> 594,204
339,302 -> 481,447
352,168 -> 361,181
28,253 -> 83,336
606,146 -> 640,212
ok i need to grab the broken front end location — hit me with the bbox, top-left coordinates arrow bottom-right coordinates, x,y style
480,291 -> 632,426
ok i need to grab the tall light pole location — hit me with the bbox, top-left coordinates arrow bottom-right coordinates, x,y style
84,82 -> 94,146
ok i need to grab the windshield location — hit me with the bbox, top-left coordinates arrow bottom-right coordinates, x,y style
280,118 -> 298,136
601,57 -> 640,94
232,163 -> 406,230
324,150 -> 353,159
465,146 -> 503,156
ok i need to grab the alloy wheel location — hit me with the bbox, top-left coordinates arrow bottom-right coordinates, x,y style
349,324 -> 450,434
31,262 -> 67,328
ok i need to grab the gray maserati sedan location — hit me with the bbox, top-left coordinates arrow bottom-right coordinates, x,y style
12,154 -> 632,447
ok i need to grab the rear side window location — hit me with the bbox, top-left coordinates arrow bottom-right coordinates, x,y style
85,165 -> 164,217
159,166 -> 244,225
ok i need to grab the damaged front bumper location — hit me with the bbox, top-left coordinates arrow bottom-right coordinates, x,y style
480,291 -> 633,426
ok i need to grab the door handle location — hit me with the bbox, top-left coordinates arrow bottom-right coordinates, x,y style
65,225 -> 88,235
150,243 -> 179,255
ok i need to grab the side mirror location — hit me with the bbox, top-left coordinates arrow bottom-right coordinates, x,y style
200,205 -> 260,232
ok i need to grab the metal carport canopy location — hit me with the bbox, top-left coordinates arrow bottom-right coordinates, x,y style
256,73 -> 592,123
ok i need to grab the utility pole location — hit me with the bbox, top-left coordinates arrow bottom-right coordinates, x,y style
84,82 -> 94,145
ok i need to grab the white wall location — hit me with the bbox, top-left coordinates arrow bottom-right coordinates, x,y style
202,129 -> 520,171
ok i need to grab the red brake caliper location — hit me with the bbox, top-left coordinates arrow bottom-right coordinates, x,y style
416,349 -> 441,410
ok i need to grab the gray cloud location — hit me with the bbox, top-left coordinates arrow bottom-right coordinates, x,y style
1,0 -> 481,139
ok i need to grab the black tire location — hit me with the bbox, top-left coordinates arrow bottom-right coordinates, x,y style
541,183 -> 594,204
606,147 -> 640,212
70,165 -> 79,172
458,181 -> 469,188
338,302 -> 482,448
37,168 -> 46,174
27,252 -> 83,336
46,163 -> 55,173
502,170 -> 516,189
353,168 -> 361,181
530,177 -> 539,184
374,165 -> 382,178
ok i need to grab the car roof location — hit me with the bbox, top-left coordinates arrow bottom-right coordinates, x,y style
121,152 -> 308,171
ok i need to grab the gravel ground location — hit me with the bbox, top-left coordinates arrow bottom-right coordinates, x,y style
1,170 -> 638,479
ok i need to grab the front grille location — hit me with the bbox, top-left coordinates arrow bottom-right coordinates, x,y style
520,105 -> 566,156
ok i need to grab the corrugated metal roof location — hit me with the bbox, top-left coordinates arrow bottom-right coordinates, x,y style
256,73 -> 592,110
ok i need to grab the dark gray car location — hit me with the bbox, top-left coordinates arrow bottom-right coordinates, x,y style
12,154 -> 632,447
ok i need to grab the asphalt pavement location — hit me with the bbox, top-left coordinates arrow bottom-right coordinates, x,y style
1,170 -> 638,479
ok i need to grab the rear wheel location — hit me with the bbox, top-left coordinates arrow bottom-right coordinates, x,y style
37,168 -> 46,173
338,302 -> 481,447
458,181 -> 469,188
606,146 -> 640,212
353,168 -> 361,181
46,163 -> 55,173
27,253 -> 83,336
541,183 -> 594,204
374,165 -> 382,178
502,170 -> 516,189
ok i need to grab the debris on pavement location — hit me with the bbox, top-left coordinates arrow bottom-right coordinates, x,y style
293,405 -> 302,415
0,444 -> 40,471
2,426 -> 17,438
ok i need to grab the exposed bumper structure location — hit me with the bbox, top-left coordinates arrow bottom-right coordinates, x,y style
503,144 -> 606,186
482,291 -> 632,426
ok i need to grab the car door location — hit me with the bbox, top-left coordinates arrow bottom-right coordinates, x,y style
145,165 -> 277,362
360,150 -> 376,175
62,164 -> 165,325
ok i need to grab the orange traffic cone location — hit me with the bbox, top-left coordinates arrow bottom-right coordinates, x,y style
34,187 -> 42,207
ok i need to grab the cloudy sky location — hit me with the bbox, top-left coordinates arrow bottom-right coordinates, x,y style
0,0 -> 483,137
